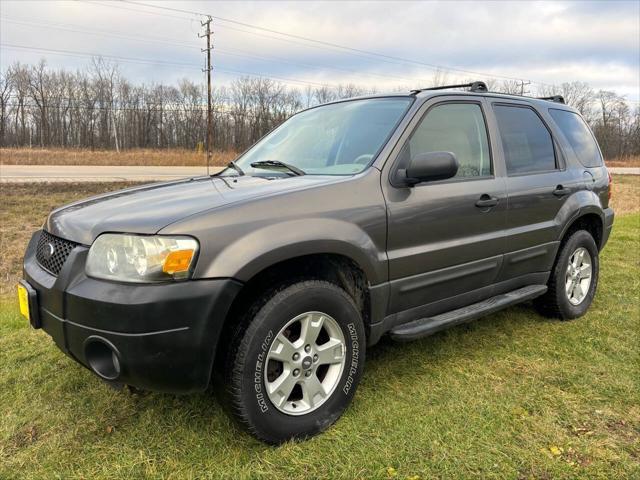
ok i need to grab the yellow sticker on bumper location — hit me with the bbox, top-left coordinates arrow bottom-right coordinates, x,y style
17,284 -> 30,320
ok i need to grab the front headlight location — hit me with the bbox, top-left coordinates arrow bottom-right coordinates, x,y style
86,234 -> 199,283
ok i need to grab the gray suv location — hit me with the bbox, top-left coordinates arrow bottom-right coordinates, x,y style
19,82 -> 614,443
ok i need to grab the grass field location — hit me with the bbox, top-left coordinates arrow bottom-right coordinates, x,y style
0,181 -> 639,479
1,148 -> 638,169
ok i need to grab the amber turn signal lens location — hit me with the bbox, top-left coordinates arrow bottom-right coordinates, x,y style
162,249 -> 195,274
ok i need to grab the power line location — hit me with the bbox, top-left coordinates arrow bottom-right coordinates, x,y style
0,17 -> 199,49
122,0 -> 548,86
89,1 -> 444,77
77,1 -> 562,90
83,0 -> 542,85
0,16 -> 421,84
0,43 -> 346,88
1,43 -> 200,69
86,0 -> 197,21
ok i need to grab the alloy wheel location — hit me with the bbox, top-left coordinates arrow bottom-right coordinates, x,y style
565,247 -> 592,305
264,311 -> 346,416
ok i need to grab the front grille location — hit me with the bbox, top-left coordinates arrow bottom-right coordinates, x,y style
36,230 -> 79,276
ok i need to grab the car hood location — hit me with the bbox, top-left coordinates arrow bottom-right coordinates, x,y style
46,175 -> 339,245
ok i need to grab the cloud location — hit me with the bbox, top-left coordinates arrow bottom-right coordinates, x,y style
1,0 -> 638,101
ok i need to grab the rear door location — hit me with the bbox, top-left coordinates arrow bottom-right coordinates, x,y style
486,101 -> 583,281
383,97 -> 507,316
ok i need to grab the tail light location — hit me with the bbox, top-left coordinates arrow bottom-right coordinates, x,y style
607,170 -> 612,202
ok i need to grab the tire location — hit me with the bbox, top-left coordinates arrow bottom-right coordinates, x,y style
534,230 -> 599,320
224,280 -> 366,444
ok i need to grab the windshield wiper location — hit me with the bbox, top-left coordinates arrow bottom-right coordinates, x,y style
225,160 -> 245,176
250,160 -> 305,176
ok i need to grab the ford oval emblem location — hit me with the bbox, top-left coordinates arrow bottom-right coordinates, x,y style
43,242 -> 55,260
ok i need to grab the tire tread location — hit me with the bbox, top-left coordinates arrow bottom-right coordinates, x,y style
224,279 -> 359,444
534,229 -> 598,320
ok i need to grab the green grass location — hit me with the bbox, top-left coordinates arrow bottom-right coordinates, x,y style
1,213 -> 639,479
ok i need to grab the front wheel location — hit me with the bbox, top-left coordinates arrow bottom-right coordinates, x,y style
225,280 -> 366,444
535,230 -> 599,319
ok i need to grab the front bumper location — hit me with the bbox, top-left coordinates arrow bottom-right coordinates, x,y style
22,230 -> 242,393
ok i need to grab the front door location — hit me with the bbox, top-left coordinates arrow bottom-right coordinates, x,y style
383,98 -> 507,316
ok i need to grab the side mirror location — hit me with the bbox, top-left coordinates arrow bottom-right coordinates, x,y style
404,151 -> 459,186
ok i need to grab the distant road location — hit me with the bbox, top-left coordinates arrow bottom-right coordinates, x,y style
1,165 -> 224,183
0,165 -> 637,182
608,167 -> 640,175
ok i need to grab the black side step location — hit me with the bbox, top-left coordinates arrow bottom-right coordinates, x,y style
389,285 -> 547,342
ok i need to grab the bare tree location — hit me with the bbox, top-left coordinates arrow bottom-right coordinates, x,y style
1,58 -> 637,159
538,81 -> 594,118
0,70 -> 13,146
497,80 -> 525,95
91,57 -> 120,151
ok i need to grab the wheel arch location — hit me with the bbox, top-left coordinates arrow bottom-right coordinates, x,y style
213,252 -> 374,374
559,209 -> 604,249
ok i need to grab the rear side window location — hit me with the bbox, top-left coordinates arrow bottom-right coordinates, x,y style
494,105 -> 556,175
549,109 -> 603,167
405,103 -> 492,178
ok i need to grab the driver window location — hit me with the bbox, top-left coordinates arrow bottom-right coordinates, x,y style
405,103 -> 492,178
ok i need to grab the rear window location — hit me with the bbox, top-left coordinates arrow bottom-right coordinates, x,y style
494,105 -> 556,175
549,109 -> 603,167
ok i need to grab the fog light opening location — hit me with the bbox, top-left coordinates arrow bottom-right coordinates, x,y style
84,338 -> 121,380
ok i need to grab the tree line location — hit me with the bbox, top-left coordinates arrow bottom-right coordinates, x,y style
0,59 -> 638,160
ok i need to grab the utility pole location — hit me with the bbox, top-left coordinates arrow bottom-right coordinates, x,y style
200,16 -> 213,175
520,80 -> 531,96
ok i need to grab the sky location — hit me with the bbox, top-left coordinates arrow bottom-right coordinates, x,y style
1,0 -> 638,102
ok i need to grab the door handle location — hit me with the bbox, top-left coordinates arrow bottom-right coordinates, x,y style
475,194 -> 499,208
553,185 -> 570,197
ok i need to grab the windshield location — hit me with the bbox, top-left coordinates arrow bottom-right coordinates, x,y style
228,97 -> 412,176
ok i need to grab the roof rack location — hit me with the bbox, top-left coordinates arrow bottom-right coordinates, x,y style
537,95 -> 565,104
410,81 -> 488,95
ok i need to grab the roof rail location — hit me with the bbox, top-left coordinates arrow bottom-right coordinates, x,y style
537,95 -> 565,104
410,81 -> 488,95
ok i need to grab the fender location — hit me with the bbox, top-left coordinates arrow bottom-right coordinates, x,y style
556,189 -> 605,243
194,217 -> 385,284
159,169 -> 389,286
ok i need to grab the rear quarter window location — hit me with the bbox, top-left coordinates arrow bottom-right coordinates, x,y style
549,108 -> 603,167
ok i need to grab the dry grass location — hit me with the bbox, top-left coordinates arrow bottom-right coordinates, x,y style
2,148 -> 639,169
611,174 -> 640,215
0,182 -> 142,296
607,155 -> 640,168
0,148 -> 238,167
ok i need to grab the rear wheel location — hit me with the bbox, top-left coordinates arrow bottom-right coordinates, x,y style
224,280 -> 365,444
535,230 -> 599,319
